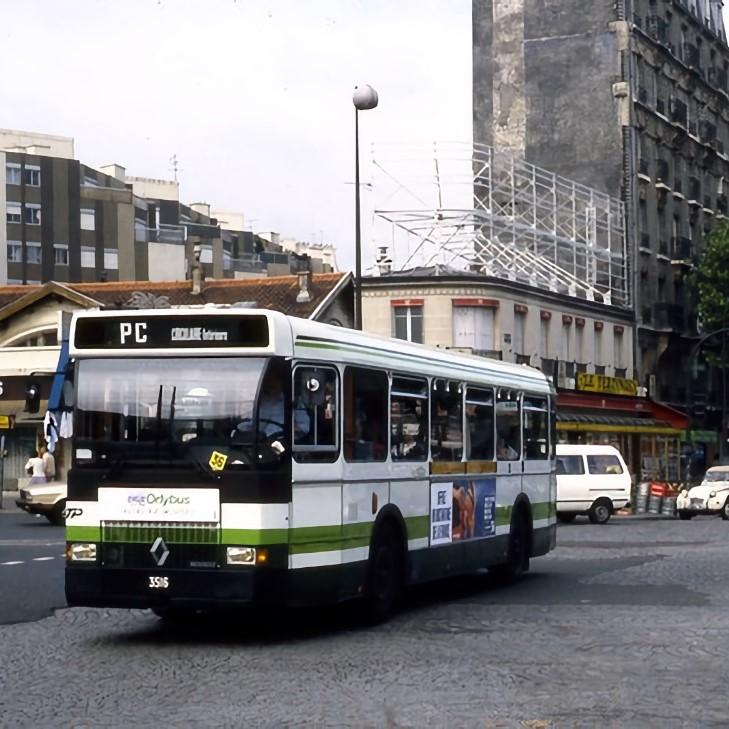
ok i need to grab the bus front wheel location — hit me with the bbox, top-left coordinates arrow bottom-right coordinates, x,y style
362,521 -> 404,624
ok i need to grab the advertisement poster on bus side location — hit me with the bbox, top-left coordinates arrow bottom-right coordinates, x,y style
452,478 -> 496,541
429,479 -> 497,546
430,482 -> 453,545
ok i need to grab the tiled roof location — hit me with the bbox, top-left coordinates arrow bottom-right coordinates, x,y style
0,273 -> 350,319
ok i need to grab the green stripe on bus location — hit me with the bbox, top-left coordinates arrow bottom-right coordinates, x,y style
66,526 -> 101,542
221,529 -> 288,545
405,515 -> 429,540
531,501 -> 555,520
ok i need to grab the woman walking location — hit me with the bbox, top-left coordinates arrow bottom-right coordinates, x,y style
24,449 -> 46,485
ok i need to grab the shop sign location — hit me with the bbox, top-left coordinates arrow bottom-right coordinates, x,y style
576,373 -> 639,397
688,429 -> 719,444
0,416 -> 13,430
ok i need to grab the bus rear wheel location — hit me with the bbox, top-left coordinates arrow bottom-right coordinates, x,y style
491,508 -> 530,583
362,522 -> 404,624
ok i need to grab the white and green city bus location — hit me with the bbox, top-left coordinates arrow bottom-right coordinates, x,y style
64,308 -> 556,621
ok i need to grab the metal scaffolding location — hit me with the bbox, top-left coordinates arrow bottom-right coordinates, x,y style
370,141 -> 629,308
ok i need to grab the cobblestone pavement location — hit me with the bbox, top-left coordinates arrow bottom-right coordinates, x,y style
2,516 -> 729,728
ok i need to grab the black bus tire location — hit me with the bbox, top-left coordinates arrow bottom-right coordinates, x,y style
362,521 -> 405,625
491,507 -> 530,583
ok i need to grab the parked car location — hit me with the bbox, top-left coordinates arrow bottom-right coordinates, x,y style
555,444 -> 631,524
676,466 -> 729,520
15,481 -> 67,525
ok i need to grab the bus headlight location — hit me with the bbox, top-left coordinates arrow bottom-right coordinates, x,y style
67,543 -> 97,562
225,546 -> 269,565
226,546 -> 256,565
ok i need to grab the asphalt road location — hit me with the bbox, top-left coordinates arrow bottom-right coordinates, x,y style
1,511 -> 729,727
0,505 -> 66,625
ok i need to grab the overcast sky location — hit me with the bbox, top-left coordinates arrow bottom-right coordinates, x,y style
2,2 -> 728,272
1,0 -> 472,271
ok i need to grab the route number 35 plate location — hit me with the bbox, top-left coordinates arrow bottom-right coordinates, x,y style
148,576 -> 170,589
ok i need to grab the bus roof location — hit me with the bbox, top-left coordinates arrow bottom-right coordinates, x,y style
69,307 -> 552,395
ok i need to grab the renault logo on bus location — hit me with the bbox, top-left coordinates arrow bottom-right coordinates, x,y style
150,537 -> 170,566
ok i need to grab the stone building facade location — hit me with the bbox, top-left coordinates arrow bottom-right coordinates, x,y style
473,0 -> 729,435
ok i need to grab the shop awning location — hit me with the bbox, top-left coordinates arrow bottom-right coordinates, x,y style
47,340 -> 69,411
556,413 -> 682,435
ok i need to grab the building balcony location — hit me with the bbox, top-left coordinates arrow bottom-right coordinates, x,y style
653,303 -> 686,332
515,353 -> 532,366
671,237 -> 693,262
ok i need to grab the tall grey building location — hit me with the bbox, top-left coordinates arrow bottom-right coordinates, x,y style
473,0 -> 729,421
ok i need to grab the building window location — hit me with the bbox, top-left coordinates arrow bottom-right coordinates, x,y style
103,249 -> 119,270
80,208 -> 95,231
7,241 -> 22,263
54,244 -> 69,266
561,322 -> 571,361
6,163 -> 21,185
200,244 -> 213,264
393,304 -> 424,344
26,242 -> 41,264
575,326 -> 584,363
6,202 -> 21,224
513,311 -> 526,354
614,329 -> 623,370
452,305 -> 494,352
25,204 -> 41,225
24,165 -> 40,187
539,319 -> 549,358
80,246 -> 96,268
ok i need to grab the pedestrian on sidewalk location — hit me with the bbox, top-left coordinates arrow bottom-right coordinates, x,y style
39,445 -> 56,482
24,449 -> 46,485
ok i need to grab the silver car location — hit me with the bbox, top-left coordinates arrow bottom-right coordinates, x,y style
15,481 -> 67,525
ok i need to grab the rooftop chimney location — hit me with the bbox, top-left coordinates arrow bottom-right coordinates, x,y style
190,243 -> 204,295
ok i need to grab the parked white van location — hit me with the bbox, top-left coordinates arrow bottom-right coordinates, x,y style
555,444 -> 631,524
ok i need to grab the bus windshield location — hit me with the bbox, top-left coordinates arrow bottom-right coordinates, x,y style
75,357 -> 286,467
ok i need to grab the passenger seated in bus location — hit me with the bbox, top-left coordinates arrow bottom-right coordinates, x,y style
466,404 -> 493,460
257,378 -> 285,438
497,436 -> 519,461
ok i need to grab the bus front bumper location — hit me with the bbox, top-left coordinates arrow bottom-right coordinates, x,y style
65,564 -> 354,610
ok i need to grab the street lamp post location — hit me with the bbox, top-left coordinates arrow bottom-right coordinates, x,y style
353,84 -> 378,331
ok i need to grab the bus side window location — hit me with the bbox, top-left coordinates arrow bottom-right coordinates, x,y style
523,395 -> 549,460
430,379 -> 463,462
496,389 -> 520,461
465,387 -> 494,461
292,365 -> 339,463
343,367 -> 388,462
390,375 -> 428,462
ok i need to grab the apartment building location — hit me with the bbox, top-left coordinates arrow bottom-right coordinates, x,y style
2,130 -> 333,286
473,0 -> 729,433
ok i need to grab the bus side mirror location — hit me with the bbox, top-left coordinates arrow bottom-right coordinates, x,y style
25,383 -> 41,414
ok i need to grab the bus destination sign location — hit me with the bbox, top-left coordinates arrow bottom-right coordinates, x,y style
73,314 -> 270,350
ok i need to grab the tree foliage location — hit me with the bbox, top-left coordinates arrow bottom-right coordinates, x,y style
691,221 -> 729,333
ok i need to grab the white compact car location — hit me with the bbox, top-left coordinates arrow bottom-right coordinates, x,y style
676,466 -> 729,520
16,481 -> 67,525
555,444 -> 631,524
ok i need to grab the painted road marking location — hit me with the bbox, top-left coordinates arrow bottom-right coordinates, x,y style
1,561 -> 24,566
32,557 -> 55,562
